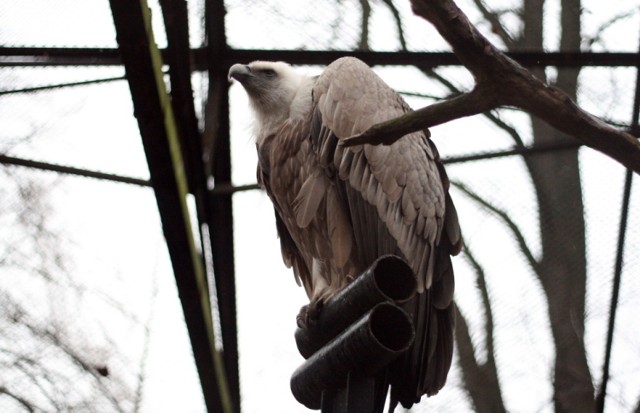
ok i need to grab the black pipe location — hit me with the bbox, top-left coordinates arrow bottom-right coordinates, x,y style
295,255 -> 417,359
3,48 -> 640,69
290,302 -> 415,410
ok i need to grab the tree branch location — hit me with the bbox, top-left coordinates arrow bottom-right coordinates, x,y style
342,0 -> 640,174
454,245 -> 507,413
0,386 -> 36,412
452,181 -> 541,276
418,66 -> 528,148
342,84 -> 498,145
583,9 -> 637,49
470,0 -> 515,47
462,247 -> 496,362
381,0 -> 408,50
19,317 -> 126,413
133,272 -> 159,413
483,110 -> 527,148
358,0 -> 371,50
3,350 -> 66,411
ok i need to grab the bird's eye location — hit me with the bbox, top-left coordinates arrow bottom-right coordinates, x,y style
261,69 -> 277,77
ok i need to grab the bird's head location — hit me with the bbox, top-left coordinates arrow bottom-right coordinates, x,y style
229,61 -> 309,135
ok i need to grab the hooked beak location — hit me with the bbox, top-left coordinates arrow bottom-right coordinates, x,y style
228,63 -> 252,83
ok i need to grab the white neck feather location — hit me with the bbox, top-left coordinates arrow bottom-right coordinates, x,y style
252,75 -> 315,145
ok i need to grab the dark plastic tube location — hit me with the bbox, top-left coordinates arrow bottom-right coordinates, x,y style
295,255 -> 417,359
290,302 -> 415,410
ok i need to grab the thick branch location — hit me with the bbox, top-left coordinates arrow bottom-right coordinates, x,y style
345,0 -> 640,174
418,66 -> 527,147
342,85 -> 497,146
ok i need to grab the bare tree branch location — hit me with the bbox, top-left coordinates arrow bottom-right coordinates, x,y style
358,0 -> 371,50
470,0 -> 515,47
482,110 -> 526,148
397,90 -> 443,100
343,83 -> 499,145
418,66 -> 527,148
454,245 -> 506,413
417,65 -> 464,96
381,0 -> 408,50
462,247 -> 496,363
17,314 -> 127,413
133,272 -> 159,413
583,8 -> 639,49
0,386 -> 36,412
452,181 -> 540,276
342,0 -> 640,174
0,350 -> 66,411
1,145 -> 140,411
454,304 -> 505,413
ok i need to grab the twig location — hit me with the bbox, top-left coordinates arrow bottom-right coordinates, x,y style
456,245 -> 507,413
584,9 -> 639,49
0,387 -> 35,412
381,0 -> 408,50
358,0 -> 371,51
452,181 -> 540,275
470,0 -> 515,47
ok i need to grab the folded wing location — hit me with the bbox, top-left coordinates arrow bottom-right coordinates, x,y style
311,57 -> 462,406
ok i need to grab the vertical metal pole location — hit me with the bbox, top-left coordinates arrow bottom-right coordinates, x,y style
203,1 -> 241,411
108,1 -> 233,412
594,30 -> 640,413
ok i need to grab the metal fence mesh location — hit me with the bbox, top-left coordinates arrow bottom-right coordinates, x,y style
1,0 -> 639,412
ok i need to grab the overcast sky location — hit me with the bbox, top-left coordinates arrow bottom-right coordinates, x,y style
1,0 -> 639,412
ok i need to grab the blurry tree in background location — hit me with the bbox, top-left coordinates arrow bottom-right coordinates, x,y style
0,166 -> 152,412
479,1 -> 592,412
358,0 -> 636,412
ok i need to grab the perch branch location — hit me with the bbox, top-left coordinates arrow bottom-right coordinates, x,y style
343,0 -> 640,174
417,66 -> 528,147
342,84 -> 497,145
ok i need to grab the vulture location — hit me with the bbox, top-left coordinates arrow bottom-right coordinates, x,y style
229,57 -> 461,410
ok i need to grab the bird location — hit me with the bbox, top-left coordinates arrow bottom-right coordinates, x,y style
228,57 -> 461,410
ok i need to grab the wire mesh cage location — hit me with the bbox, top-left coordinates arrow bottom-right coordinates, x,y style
1,0 -> 639,412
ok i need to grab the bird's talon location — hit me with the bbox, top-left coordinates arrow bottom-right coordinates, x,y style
296,300 -> 324,329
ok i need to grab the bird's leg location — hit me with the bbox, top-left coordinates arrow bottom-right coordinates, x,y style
296,287 -> 333,328
297,260 -> 330,329
296,297 -> 325,329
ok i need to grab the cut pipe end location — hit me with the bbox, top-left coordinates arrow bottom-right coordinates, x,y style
372,255 -> 417,303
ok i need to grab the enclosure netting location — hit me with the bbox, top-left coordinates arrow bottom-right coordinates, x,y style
1,0 -> 638,412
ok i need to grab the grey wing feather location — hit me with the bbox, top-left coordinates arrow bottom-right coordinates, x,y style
293,170 -> 327,228
325,186 -> 353,268
311,56 -> 462,407
315,56 -> 447,292
257,125 -> 318,297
